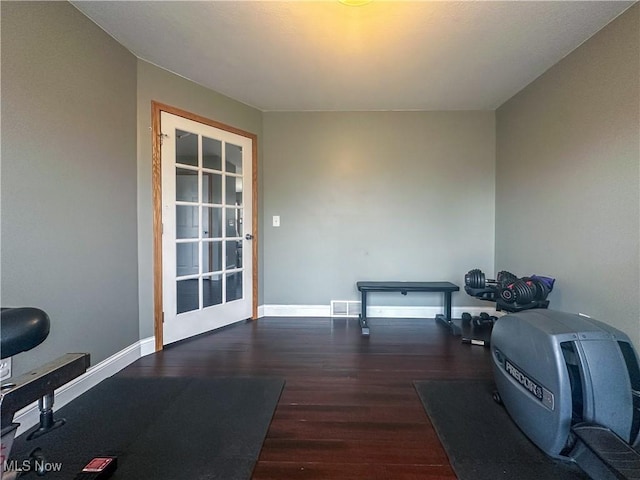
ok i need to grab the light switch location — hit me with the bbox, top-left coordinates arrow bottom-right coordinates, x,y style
273,215 -> 280,227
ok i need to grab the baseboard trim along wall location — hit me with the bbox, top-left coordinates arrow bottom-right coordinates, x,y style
260,304 -> 497,318
14,336 -> 155,436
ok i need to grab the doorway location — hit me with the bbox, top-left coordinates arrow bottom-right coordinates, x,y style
152,102 -> 258,349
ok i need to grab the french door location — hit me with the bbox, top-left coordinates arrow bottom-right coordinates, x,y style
159,110 -> 254,346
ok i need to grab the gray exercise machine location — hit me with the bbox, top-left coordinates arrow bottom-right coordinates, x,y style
491,309 -> 640,479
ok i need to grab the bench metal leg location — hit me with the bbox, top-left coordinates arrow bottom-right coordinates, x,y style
444,292 -> 452,321
436,314 -> 462,336
436,292 -> 461,336
359,290 -> 370,336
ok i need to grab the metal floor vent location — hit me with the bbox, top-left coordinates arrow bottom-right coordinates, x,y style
330,300 -> 361,317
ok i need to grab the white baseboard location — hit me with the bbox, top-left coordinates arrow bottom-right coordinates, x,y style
139,336 -> 156,357
14,336 -> 155,436
259,304 -> 497,318
261,304 -> 330,317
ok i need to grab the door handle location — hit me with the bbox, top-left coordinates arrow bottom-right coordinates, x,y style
245,233 -> 253,240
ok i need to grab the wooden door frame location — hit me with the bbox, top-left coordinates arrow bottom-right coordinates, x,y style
152,101 -> 259,351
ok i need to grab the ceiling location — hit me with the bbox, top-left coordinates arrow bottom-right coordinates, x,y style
71,1 -> 635,112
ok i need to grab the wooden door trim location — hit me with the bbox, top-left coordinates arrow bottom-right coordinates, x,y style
151,101 -> 259,352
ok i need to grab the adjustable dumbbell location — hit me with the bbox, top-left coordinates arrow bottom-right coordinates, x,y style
499,277 -> 550,304
473,312 -> 497,328
497,270 -> 518,287
465,269 -> 517,289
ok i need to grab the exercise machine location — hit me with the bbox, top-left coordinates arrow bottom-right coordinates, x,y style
1,307 -> 90,479
491,309 -> 640,479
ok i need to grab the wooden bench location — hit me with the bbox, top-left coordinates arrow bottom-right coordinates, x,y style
356,281 -> 460,336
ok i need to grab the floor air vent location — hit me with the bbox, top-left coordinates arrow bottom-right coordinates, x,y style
330,300 -> 361,317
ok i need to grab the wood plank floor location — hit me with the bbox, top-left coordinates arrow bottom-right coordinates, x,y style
120,317 -> 494,479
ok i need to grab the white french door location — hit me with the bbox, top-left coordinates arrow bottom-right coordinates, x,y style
161,111 -> 253,345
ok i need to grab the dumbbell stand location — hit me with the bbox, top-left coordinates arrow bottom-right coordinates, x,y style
496,298 -> 549,312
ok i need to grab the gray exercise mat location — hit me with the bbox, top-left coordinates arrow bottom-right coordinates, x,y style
11,376 -> 284,479
414,379 -> 589,480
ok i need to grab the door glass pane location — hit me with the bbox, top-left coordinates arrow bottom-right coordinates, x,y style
176,130 -> 198,167
226,272 -> 243,302
176,206 -> 198,239
202,171 -> 222,204
237,208 -> 243,236
203,207 -> 222,238
177,279 -> 199,314
202,241 -> 222,273
226,175 -> 242,205
176,168 -> 198,202
226,240 -> 242,269
226,208 -> 240,237
226,143 -> 243,175
203,137 -> 222,170
176,242 -> 198,276
203,274 -> 222,307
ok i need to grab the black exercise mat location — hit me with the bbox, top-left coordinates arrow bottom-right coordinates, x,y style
10,376 -> 284,479
414,379 -> 589,480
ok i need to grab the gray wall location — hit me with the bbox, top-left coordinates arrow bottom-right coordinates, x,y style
262,111 -> 496,307
1,2 -> 139,376
495,4 -> 640,345
136,61 -> 263,338
4,1 -> 635,368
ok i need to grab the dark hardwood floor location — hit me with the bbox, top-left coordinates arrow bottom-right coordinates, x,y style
120,317 -> 494,479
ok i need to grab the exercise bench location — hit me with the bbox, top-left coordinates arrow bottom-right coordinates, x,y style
356,281 -> 459,336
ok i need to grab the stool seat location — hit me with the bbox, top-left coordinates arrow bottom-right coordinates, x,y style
1,307 -> 50,359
